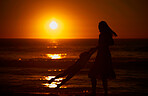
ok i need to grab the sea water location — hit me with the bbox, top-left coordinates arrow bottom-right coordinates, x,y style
0,39 -> 147,60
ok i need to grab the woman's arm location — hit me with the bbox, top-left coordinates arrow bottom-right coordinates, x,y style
89,47 -> 98,55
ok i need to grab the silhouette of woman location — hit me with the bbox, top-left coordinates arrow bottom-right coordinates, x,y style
88,21 -> 117,96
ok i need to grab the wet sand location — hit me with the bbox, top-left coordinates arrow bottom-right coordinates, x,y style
2,88 -> 147,96
0,58 -> 148,96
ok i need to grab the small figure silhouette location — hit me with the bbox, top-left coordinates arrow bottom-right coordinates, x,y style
48,48 -> 96,88
88,21 -> 117,96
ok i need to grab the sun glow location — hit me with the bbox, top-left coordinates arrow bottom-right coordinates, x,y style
37,16 -> 73,39
49,21 -> 58,30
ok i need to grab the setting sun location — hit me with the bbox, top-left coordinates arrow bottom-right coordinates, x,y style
49,21 -> 58,30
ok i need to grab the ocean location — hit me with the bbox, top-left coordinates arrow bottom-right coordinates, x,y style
0,39 -> 148,96
0,39 -> 147,60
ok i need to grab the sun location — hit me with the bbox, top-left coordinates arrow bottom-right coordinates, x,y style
49,21 -> 58,30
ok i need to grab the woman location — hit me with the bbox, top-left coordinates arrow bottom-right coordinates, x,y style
88,21 -> 117,96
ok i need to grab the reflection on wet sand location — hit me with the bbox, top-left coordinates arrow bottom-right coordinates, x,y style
46,54 -> 67,59
47,45 -> 57,48
43,83 -> 57,88
41,76 -> 67,88
18,58 -> 22,61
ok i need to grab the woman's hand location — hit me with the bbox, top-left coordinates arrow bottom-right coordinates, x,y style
89,47 -> 98,55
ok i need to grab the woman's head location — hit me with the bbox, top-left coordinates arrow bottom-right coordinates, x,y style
98,21 -> 108,33
98,21 -> 117,37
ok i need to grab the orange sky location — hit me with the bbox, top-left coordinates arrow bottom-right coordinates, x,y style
0,0 -> 148,39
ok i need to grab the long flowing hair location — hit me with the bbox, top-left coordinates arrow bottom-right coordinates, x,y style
98,21 -> 117,37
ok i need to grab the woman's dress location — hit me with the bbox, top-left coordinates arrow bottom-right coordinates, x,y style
88,34 -> 116,79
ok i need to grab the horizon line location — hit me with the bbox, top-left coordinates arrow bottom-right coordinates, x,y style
0,37 -> 147,39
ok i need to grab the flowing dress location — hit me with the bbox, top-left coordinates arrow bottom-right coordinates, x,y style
88,33 -> 116,79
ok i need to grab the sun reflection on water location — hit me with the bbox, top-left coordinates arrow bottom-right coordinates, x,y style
48,69 -> 62,72
46,54 -> 67,59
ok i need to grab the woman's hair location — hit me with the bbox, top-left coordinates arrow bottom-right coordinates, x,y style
98,21 -> 117,37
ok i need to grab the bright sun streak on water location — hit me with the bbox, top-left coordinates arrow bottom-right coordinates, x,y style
49,21 -> 58,30
47,54 -> 62,59
46,54 -> 67,59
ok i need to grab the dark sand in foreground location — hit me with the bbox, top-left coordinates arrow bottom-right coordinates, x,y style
0,58 -> 148,96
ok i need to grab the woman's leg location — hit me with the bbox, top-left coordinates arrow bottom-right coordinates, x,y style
102,78 -> 108,96
91,78 -> 97,96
